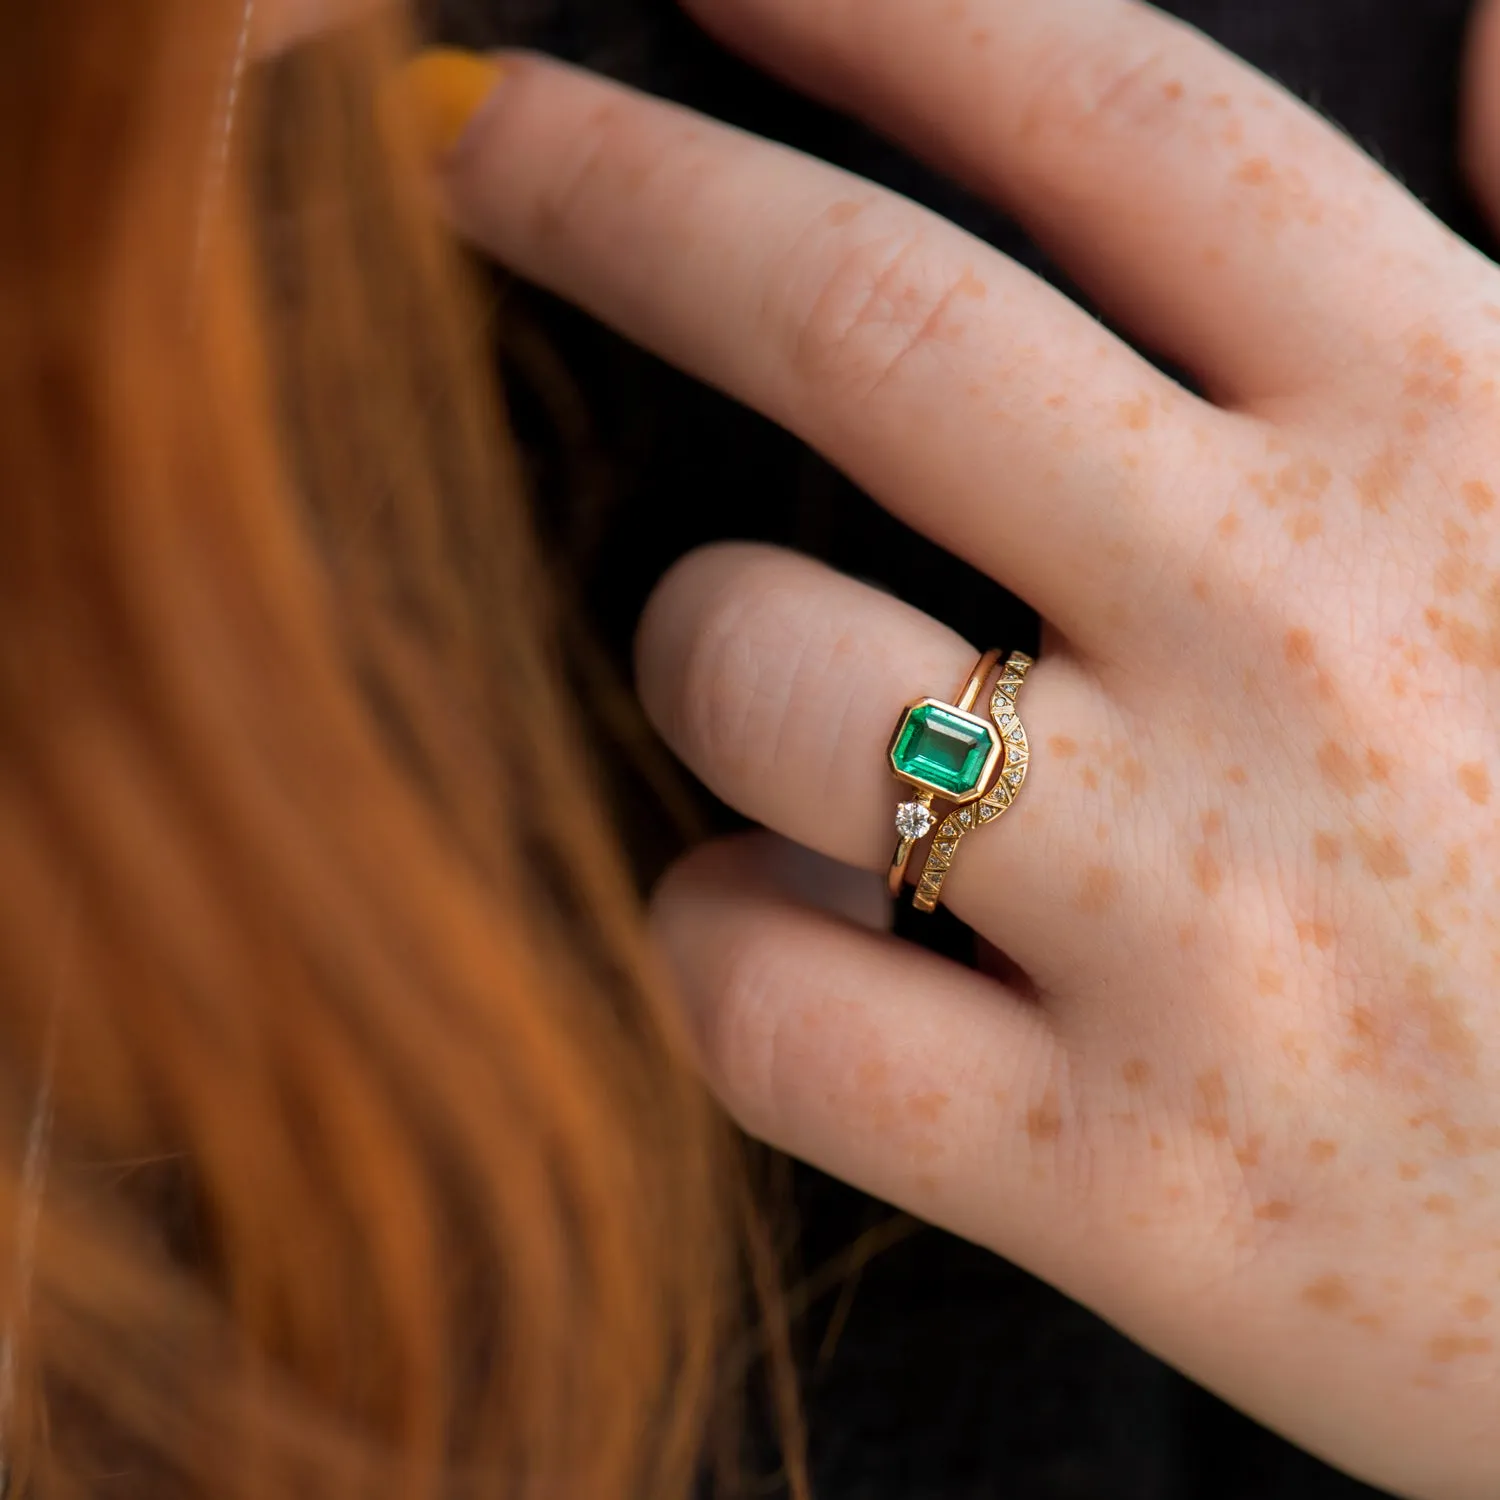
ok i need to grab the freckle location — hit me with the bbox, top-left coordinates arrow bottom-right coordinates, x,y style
1314,832 -> 1342,865
1403,409 -> 1429,436
1415,909 -> 1442,945
1353,1313 -> 1385,1332
1121,758 -> 1147,792
1049,735 -> 1078,758
1192,845 -> 1223,896
956,268 -> 987,300
1191,576 -> 1210,602
1462,480 -> 1495,516
1045,392 -> 1067,410
1382,1276 -> 1406,1294
1317,740 -> 1364,795
1255,1199 -> 1294,1221
1302,1274 -> 1353,1313
1288,512 -> 1322,543
1424,1193 -> 1457,1215
1256,967 -> 1284,997
1149,1133 -> 1165,1150
1125,1211 -> 1150,1228
1308,1140 -> 1339,1165
1429,1333 -> 1492,1362
1284,628 -> 1315,666
1121,1058 -> 1152,1088
1398,1162 -> 1423,1181
1224,765 -> 1248,787
1297,920 -> 1334,950
1077,865 -> 1121,915
907,1091 -> 950,1124
826,200 -> 864,226
856,1058 -> 889,1091
1194,1069 -> 1231,1139
1448,848 -> 1472,888
1081,767 -> 1100,790
1202,246 -> 1227,268
1026,1088 -> 1063,1142
1435,554 -> 1475,597
1217,511 -> 1241,538
1209,92 -> 1231,107
1201,810 -> 1224,836
1366,750 -> 1393,783
970,26 -> 992,48
1177,924 -> 1197,950
1220,120 -> 1245,146
1118,394 -> 1152,430
1355,828 -> 1411,880
1462,1294 -> 1492,1320
914,1172 -> 937,1193
1355,447 -> 1411,512
1235,1134 -> 1264,1167
1235,156 -> 1275,185
1458,763 -> 1491,806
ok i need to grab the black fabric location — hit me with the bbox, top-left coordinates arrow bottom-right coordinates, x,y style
431,0 -> 1487,1493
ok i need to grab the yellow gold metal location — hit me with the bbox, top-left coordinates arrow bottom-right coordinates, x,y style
912,650 -> 1034,914
887,649 -> 1002,898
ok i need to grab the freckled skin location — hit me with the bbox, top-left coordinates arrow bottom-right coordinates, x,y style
1026,1092 -> 1063,1143
1303,1275 -> 1354,1314
1077,865 -> 1121,915
1459,763 -> 1492,806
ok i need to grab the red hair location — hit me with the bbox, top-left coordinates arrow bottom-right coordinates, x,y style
0,4 -> 797,1495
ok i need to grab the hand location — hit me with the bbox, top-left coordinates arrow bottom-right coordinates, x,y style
427,4 -> 1500,1495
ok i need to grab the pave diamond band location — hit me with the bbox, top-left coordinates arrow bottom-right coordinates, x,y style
886,649 -> 1035,914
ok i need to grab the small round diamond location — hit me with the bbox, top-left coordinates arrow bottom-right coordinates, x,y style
895,801 -> 935,840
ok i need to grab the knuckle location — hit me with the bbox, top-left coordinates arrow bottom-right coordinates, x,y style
673,570 -> 804,787
783,227 -> 975,398
1013,14 -> 1192,161
694,924 -> 791,1126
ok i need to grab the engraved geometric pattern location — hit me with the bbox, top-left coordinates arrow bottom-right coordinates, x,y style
913,650 -> 1035,914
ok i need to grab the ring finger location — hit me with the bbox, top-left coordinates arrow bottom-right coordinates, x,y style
636,541 -> 1120,979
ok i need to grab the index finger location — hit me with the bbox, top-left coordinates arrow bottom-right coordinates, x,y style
428,53 -> 1252,652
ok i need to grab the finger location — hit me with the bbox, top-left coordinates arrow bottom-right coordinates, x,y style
1464,0 -> 1500,233
431,54 -> 1249,640
683,0 -> 1493,406
652,831 -> 1085,1270
636,542 -> 1116,977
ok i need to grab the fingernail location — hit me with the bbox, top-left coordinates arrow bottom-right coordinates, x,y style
397,48 -> 505,160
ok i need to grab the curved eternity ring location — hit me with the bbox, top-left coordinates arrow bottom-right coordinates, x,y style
886,650 -> 1035,913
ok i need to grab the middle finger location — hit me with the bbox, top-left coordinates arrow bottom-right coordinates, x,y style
439,55 -> 1257,652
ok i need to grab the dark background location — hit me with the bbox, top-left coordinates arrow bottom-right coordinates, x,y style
430,1 -> 1485,1494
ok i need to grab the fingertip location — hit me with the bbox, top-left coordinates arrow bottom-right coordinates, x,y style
396,48 -> 509,163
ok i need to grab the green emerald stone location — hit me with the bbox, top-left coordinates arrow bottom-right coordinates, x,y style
891,703 -> 997,799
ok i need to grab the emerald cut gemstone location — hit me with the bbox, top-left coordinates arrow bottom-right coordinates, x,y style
890,702 -> 999,800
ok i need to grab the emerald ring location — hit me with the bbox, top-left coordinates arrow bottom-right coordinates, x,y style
886,648 -> 1035,913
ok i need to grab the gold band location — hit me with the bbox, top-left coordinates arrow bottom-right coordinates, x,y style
886,649 -> 1001,898
911,651 -> 1034,913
